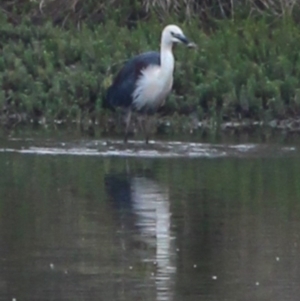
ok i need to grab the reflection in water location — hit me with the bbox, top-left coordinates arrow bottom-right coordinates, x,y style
1,145 -> 300,301
105,173 -> 176,301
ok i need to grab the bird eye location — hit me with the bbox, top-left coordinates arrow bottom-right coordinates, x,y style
170,31 -> 175,36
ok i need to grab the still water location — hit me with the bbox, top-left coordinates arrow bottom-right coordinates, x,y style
1,131 -> 300,301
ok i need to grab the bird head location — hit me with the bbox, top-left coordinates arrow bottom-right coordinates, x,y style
162,25 -> 196,48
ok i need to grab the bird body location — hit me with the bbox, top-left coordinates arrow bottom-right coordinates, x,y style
132,56 -> 173,112
105,51 -> 162,113
104,25 -> 195,143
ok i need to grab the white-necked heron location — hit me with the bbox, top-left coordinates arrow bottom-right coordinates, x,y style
103,24 -> 195,144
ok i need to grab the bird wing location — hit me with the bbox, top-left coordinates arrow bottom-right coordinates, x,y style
104,51 -> 160,109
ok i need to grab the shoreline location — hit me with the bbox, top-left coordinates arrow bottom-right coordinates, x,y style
1,113 -> 300,135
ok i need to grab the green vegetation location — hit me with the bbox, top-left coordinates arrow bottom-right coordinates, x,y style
1,0 -> 300,133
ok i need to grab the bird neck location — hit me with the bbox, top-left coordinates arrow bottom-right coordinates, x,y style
160,43 -> 174,76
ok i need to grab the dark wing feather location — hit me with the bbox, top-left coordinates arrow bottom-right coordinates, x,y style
103,51 -> 160,110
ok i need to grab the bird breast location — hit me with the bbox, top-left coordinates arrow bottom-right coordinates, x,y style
132,65 -> 173,112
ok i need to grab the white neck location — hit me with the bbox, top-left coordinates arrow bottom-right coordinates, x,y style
160,42 -> 174,77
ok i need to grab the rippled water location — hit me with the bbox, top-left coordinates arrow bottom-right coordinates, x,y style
1,132 -> 300,301
0,136 -> 298,158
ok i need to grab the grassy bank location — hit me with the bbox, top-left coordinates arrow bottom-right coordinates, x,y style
1,1 -> 300,134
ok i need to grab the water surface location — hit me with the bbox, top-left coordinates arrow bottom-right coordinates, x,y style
0,132 -> 300,301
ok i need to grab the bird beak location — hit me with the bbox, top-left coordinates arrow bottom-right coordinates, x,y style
175,33 -> 197,48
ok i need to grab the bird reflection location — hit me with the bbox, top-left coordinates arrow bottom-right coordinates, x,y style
105,171 -> 176,301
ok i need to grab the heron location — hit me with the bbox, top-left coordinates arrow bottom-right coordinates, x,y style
103,24 -> 195,144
